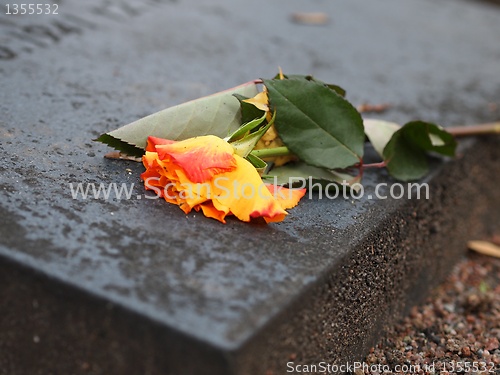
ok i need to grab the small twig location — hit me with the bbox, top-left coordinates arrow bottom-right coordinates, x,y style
290,12 -> 329,25
357,103 -> 391,114
361,161 -> 387,169
104,151 -> 142,162
447,122 -> 500,137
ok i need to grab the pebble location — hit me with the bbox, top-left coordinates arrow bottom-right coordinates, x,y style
362,253 -> 500,373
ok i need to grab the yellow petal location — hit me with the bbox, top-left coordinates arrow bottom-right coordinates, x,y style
254,125 -> 298,167
242,91 -> 269,112
210,155 -> 288,222
265,184 -> 306,210
199,202 -> 229,223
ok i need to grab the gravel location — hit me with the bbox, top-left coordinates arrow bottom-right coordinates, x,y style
361,252 -> 500,375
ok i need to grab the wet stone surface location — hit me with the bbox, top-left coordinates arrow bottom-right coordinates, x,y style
0,0 -> 499,374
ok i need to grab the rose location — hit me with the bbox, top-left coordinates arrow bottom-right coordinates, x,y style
141,135 -> 305,223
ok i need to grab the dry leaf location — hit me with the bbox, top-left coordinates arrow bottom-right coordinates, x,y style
291,12 -> 329,25
491,234 -> 500,246
468,240 -> 500,259
104,151 -> 142,162
357,103 -> 391,113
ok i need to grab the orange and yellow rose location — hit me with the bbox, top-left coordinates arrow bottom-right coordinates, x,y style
141,135 -> 305,223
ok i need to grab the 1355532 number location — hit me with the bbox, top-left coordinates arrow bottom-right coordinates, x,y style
5,4 -> 59,15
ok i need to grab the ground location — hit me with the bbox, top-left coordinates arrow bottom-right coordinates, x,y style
363,251 -> 500,374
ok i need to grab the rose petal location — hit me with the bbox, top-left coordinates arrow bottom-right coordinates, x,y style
243,91 -> 269,112
155,135 -> 237,183
199,202 -> 228,224
146,136 -> 176,152
265,184 -> 306,210
210,155 -> 288,222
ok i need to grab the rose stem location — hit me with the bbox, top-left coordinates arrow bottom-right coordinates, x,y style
251,146 -> 291,159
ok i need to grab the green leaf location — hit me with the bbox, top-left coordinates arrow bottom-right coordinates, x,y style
246,153 -> 268,174
364,119 -> 401,159
263,78 -> 365,170
383,135 -> 428,182
401,121 -> 456,156
273,73 -> 346,97
226,112 -> 267,143
233,94 -> 265,124
95,134 -> 146,158
324,83 -> 347,98
96,83 -> 259,156
263,162 -> 361,192
383,121 -> 457,181
230,113 -> 274,158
